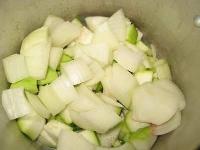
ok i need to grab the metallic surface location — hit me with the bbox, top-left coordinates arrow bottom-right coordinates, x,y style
0,0 -> 200,150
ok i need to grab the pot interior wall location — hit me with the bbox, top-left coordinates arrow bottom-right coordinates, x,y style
0,0 -> 200,150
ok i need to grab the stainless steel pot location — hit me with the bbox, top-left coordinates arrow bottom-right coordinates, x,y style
0,0 -> 200,150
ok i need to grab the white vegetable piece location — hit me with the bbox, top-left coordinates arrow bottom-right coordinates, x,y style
61,59 -> 93,85
152,111 -> 181,135
49,47 -> 63,70
69,86 -> 121,133
79,130 -> 99,145
85,16 -> 108,31
155,59 -> 172,80
44,15 -> 64,33
76,27 -> 94,45
126,112 -> 150,132
83,43 -> 113,67
101,66 -> 113,96
25,91 -> 50,119
110,63 -> 138,108
17,109 -> 45,140
69,95 -> 97,112
2,88 -> 30,120
59,107 -> 72,124
114,45 -> 144,72
70,105 -> 122,133
44,120 -> 72,142
77,85 -> 104,105
20,27 -> 51,79
96,143 -> 135,150
57,130 -> 95,150
93,22 -> 119,50
38,85 -> 66,115
71,18 -> 83,28
63,42 -> 79,57
98,125 -> 121,147
20,26 -> 49,52
73,44 -> 94,65
131,134 -> 157,150
85,61 -> 105,87
37,130 -> 57,148
135,70 -> 153,85
51,21 -> 81,47
108,9 -> 127,42
50,75 -> 79,104
132,80 -> 186,125
98,94 -> 123,108
3,54 -> 29,83
136,41 -> 149,53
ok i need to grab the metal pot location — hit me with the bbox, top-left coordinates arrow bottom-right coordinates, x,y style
0,0 -> 200,150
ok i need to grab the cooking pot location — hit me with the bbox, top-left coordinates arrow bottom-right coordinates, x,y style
0,0 -> 200,150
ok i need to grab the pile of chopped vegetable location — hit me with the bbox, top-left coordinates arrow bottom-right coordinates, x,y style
1,9 -> 185,150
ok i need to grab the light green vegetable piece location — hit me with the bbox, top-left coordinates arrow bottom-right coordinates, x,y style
126,24 -> 138,44
38,68 -> 58,85
10,77 -> 38,93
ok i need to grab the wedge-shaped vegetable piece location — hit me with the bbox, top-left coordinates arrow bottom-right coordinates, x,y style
152,111 -> 181,135
85,16 -> 108,31
10,77 -> 38,94
77,85 -> 104,105
73,45 -> 94,65
126,24 -> 138,44
135,70 -> 153,85
132,80 -> 185,125
60,54 -> 73,63
136,41 -> 150,53
38,85 -> 66,115
25,91 -> 50,119
126,112 -> 149,132
38,120 -> 72,147
2,88 -> 30,120
110,63 -> 138,108
130,127 -> 157,150
69,94 -> 98,112
50,75 -> 78,104
83,43 -> 112,66
155,59 -> 172,80
76,27 -> 93,44
61,59 -> 93,85
108,9 -> 127,42
44,15 -> 64,33
98,93 -> 123,114
71,18 -> 83,28
23,42 -> 51,80
114,45 -> 144,72
51,21 -> 81,47
20,27 -> 51,79
98,125 -> 121,147
37,130 -> 56,148
49,47 -> 63,70
63,42 -> 81,57
85,62 -> 105,87
59,107 -> 72,124
3,54 -> 29,83
101,66 -> 113,96
93,22 -> 119,50
80,130 -> 99,146
57,130 -> 95,150
70,105 -> 122,133
20,26 -> 49,52
17,109 -> 45,140
96,143 -> 135,150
